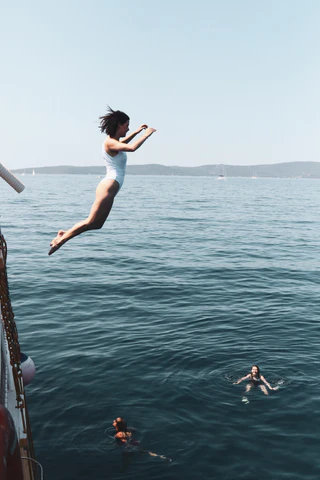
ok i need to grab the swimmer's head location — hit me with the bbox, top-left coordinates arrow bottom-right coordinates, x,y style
251,365 -> 260,377
99,107 -> 130,137
113,417 -> 127,432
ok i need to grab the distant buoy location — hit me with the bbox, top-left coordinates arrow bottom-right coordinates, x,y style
20,353 -> 36,386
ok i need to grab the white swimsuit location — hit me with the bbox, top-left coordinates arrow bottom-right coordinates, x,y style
102,146 -> 127,190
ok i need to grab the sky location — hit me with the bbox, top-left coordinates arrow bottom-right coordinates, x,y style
1,0 -> 320,168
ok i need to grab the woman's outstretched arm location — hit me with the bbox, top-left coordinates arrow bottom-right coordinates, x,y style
121,125 -> 148,144
106,128 -> 156,153
261,375 -> 275,390
233,374 -> 250,384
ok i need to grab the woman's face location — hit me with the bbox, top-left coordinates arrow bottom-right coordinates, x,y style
113,417 -> 122,429
118,120 -> 129,137
251,366 -> 259,376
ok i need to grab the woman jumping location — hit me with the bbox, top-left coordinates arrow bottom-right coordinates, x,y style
234,365 -> 278,396
48,107 -> 156,255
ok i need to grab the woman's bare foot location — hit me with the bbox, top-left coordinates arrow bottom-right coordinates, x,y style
50,230 -> 65,247
48,230 -> 66,255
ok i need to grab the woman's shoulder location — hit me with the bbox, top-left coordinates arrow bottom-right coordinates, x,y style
105,135 -> 121,147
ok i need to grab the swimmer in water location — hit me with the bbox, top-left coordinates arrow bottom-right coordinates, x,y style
113,417 -> 135,444
234,365 -> 277,396
113,417 -> 171,461
48,107 -> 156,255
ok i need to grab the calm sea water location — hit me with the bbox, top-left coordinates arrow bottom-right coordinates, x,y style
1,174 -> 320,480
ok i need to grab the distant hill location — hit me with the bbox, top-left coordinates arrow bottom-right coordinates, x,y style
12,162 -> 320,178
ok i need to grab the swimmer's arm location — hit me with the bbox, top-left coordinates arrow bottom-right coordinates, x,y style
106,129 -> 156,153
115,432 -> 128,443
261,375 -> 274,390
234,374 -> 250,384
121,125 -> 148,144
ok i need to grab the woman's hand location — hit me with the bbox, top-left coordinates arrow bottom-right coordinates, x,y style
139,124 -> 148,131
145,127 -> 156,137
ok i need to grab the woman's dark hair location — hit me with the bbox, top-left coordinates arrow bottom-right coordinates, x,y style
115,417 -> 127,432
250,365 -> 261,378
99,107 -> 129,137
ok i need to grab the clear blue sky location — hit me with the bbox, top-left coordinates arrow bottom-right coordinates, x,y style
1,0 -> 320,168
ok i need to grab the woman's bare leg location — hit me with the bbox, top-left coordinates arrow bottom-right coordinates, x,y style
48,179 -> 119,255
259,385 -> 269,396
242,384 -> 252,403
245,384 -> 252,394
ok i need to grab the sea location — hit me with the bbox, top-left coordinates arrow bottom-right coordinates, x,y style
1,174 -> 320,480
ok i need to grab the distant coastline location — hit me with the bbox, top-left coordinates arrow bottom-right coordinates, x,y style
12,161 -> 320,178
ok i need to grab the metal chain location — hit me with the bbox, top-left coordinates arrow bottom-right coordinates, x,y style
0,233 -> 23,408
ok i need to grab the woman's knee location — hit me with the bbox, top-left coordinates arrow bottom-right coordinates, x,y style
85,217 -> 105,230
260,386 -> 268,395
91,219 -> 105,230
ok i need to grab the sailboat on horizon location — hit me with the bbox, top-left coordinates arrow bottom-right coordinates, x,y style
217,165 -> 227,180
